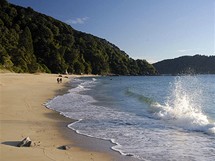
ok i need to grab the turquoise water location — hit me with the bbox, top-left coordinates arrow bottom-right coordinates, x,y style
47,75 -> 215,161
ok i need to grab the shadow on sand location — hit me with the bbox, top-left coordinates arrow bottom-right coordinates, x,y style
1,141 -> 19,147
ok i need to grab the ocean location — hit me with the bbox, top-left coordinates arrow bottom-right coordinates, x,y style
46,75 -> 215,161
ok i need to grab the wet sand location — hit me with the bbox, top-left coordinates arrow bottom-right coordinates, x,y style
0,73 -> 112,161
0,73 -> 141,161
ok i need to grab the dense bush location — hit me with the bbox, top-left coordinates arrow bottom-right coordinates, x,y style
0,0 -> 156,75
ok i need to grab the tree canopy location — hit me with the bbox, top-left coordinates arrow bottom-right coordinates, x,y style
0,0 -> 156,75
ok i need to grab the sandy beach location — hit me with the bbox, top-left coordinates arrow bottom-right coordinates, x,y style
0,73 -> 112,161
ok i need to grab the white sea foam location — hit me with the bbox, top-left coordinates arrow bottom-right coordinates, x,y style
92,78 -> 97,81
153,76 -> 215,134
46,76 -> 215,161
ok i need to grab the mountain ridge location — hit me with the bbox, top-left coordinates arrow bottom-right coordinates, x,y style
153,55 -> 215,75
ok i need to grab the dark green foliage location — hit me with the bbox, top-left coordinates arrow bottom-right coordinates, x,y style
0,1 -> 156,75
153,55 -> 215,75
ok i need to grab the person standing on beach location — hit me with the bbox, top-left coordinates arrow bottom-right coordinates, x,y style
57,78 -> 60,83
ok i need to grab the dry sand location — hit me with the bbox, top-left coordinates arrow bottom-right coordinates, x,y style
0,73 -> 112,161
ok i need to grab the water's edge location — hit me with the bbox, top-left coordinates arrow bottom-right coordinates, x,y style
46,75 -> 215,161
46,105 -> 141,161
45,77 -> 141,161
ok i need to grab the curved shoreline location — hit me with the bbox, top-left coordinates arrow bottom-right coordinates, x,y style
0,73 -> 112,161
46,75 -> 141,161
46,75 -> 140,161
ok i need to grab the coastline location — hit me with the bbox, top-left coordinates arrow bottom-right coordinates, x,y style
48,75 -> 141,161
0,73 -> 112,161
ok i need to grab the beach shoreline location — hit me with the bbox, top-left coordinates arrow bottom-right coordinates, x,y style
47,75 -> 141,161
0,73 -> 141,161
0,73 -> 112,161
45,74 -> 141,161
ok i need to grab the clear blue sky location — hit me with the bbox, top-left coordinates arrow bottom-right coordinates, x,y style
8,0 -> 215,63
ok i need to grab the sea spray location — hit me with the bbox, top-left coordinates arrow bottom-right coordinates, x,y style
46,76 -> 215,160
153,76 -> 215,134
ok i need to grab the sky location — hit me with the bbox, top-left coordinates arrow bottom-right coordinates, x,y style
8,0 -> 215,63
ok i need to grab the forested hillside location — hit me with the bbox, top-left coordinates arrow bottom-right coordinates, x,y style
0,0 -> 156,75
153,55 -> 215,75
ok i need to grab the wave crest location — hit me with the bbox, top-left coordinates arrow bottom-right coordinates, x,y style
152,76 -> 215,134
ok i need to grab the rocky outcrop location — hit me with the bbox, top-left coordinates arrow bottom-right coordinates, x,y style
17,137 -> 32,147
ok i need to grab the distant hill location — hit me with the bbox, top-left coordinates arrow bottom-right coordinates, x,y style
0,0 -> 156,75
153,55 -> 215,75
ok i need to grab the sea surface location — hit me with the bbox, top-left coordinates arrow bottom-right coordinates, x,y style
46,75 -> 215,161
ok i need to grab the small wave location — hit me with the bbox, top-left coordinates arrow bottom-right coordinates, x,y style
78,85 -> 84,89
125,88 -> 155,105
92,78 -> 97,81
68,78 -> 98,93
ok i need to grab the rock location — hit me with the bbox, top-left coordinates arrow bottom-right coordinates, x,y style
59,145 -> 71,150
33,141 -> 40,147
126,154 -> 134,157
17,137 -> 32,147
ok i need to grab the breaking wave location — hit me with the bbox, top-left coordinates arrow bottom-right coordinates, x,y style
152,76 -> 215,134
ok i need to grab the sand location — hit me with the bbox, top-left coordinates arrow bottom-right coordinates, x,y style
0,73 -> 112,161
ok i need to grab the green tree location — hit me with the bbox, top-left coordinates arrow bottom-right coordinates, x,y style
74,61 -> 85,74
0,45 -> 13,69
0,0 -> 9,8
19,27 -> 33,54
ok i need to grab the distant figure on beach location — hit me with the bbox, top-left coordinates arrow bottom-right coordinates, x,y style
59,78 -> 62,83
57,78 -> 60,84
